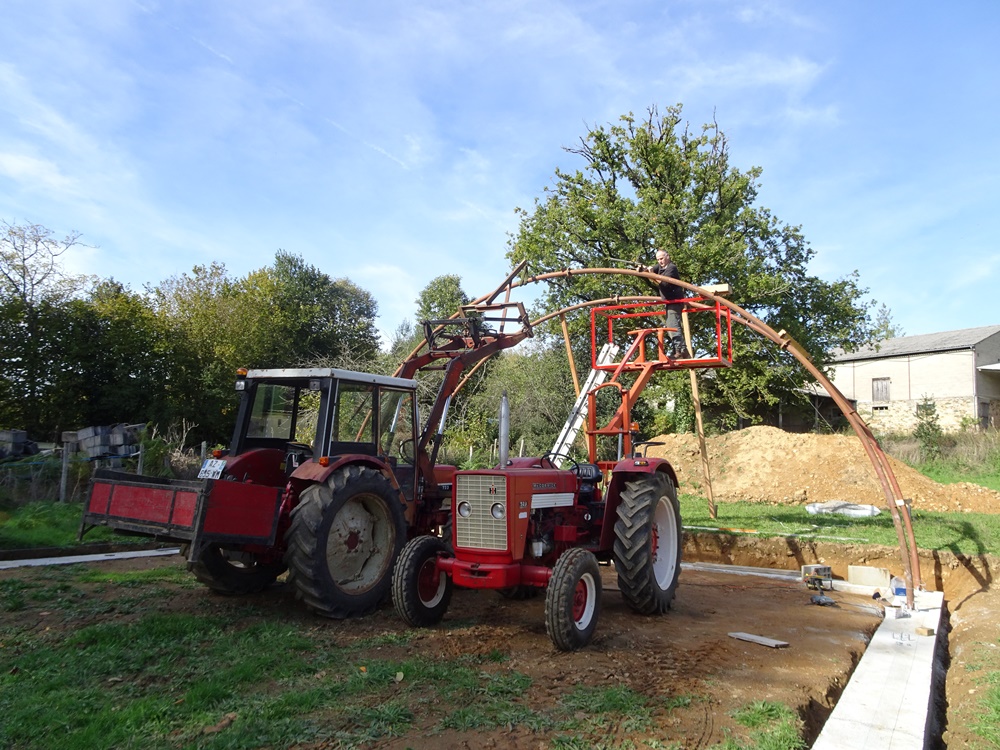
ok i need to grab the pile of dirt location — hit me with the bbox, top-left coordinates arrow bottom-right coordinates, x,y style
645,425 -> 1000,514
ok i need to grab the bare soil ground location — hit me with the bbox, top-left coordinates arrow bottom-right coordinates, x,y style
6,426 -> 997,747
649,426 -> 1000,749
6,542 -> 995,748
0,554 -> 882,749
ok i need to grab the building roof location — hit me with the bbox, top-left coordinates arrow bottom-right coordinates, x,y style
833,325 -> 1000,363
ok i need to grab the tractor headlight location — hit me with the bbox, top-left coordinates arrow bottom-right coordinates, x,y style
457,501 -> 472,518
491,502 -> 506,520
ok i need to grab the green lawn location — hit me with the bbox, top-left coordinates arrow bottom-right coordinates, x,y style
918,465 -> 1000,493
678,495 -> 1000,557
0,501 -> 138,550
0,565 -> 807,750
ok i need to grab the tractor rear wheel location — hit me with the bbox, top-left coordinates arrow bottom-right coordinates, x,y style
392,535 -> 453,626
285,465 -> 406,618
613,472 -> 682,614
545,548 -> 602,651
189,544 -> 286,595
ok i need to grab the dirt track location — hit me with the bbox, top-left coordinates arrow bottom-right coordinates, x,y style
10,539 -> 994,748
0,553 -> 883,748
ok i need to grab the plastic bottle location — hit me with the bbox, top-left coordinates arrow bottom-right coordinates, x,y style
890,576 -> 906,597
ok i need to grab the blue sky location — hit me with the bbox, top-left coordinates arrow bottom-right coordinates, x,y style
1,1 -> 998,344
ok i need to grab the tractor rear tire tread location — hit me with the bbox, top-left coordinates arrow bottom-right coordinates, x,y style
284,465 -> 405,619
613,472 -> 682,615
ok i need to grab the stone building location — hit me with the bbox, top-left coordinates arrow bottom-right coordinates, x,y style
829,325 -> 1000,432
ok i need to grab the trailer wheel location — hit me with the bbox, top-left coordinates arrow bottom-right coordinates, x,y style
392,535 -> 453,626
545,548 -> 602,651
285,465 -> 406,618
189,545 -> 286,595
613,472 -> 682,614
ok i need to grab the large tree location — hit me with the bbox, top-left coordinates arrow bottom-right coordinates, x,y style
415,274 -> 469,323
152,252 -> 382,442
240,251 -> 381,366
508,105 -> 876,427
0,220 -> 91,436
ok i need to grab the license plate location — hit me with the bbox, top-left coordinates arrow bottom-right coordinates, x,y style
198,459 -> 227,480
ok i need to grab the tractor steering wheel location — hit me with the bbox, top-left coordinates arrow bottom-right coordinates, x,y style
397,438 -> 415,463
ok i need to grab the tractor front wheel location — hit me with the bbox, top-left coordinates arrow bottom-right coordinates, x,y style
545,548 -> 602,651
613,472 -> 682,614
285,465 -> 406,618
189,544 -> 286,595
392,535 -> 453,626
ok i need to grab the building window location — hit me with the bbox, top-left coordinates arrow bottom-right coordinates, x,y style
872,377 -> 890,403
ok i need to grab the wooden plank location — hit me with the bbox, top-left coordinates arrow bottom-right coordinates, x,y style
728,632 -> 789,649
701,283 -> 731,296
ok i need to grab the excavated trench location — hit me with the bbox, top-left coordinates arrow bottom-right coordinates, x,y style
683,531 -> 996,749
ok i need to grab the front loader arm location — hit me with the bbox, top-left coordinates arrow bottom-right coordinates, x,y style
397,302 -> 533,500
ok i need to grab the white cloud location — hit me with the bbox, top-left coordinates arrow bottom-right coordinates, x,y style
0,152 -> 75,194
669,54 -> 826,94
735,0 -> 817,30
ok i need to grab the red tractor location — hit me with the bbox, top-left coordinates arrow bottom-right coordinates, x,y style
392,298 -> 733,649
80,303 -> 532,618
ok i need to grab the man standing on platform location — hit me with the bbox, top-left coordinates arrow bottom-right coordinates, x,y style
643,249 -> 687,358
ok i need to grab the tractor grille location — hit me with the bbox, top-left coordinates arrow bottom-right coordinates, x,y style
455,474 -> 508,550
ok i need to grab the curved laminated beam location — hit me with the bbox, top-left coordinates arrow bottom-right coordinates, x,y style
400,264 -> 920,606
510,266 -> 920,605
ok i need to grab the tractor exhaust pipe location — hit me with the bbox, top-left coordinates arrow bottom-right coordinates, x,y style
498,391 -> 510,467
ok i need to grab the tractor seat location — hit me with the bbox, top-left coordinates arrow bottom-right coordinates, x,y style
570,463 -> 603,484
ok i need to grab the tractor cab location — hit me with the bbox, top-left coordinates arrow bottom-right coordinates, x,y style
224,367 -> 420,497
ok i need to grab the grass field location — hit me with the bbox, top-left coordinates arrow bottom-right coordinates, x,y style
0,501 -> 138,550
0,564 -> 805,750
2,429 -> 999,749
677,496 -> 1000,556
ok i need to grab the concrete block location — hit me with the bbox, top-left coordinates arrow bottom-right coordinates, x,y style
848,565 -> 891,589
86,444 -> 110,458
0,441 -> 23,457
61,431 -> 78,443
0,429 -> 27,443
77,425 -> 110,441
